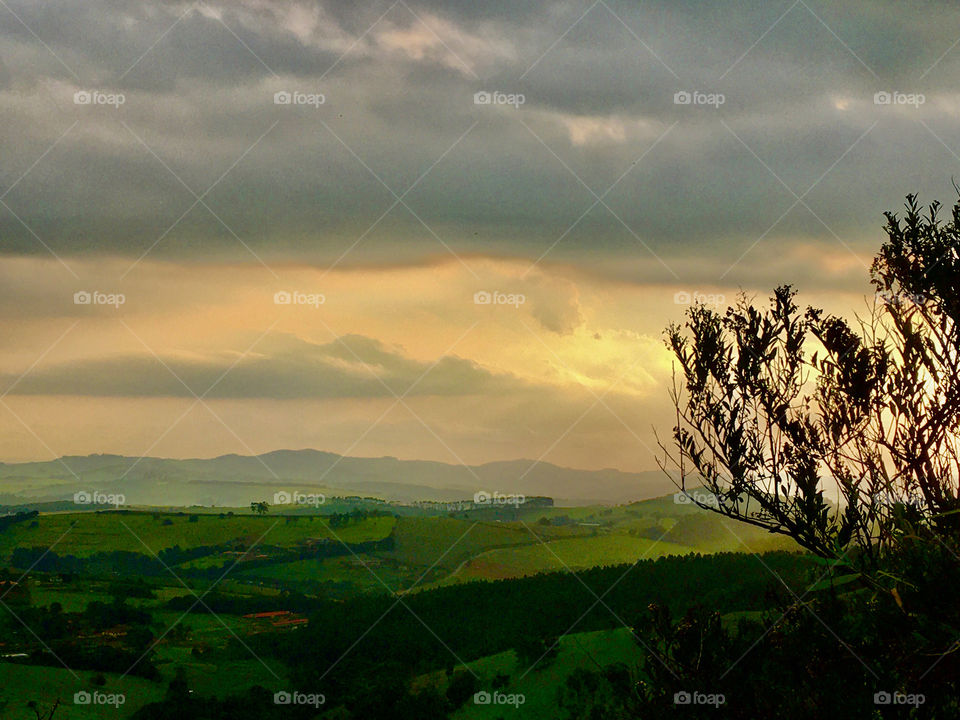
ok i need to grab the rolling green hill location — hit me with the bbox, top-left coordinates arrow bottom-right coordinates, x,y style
0,511 -> 395,561
443,534 -> 695,583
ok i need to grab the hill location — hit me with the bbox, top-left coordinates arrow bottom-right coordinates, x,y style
0,450 -> 676,506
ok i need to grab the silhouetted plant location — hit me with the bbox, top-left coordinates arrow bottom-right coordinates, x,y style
661,193 -> 960,574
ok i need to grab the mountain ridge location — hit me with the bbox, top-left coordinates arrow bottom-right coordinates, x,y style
0,449 -> 673,506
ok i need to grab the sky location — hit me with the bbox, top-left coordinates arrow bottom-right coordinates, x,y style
2,0 -> 960,471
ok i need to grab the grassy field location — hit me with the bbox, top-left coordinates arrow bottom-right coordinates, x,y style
235,553 -> 410,593
28,585 -> 114,612
0,499 -> 812,719
0,664 -> 163,719
230,516 -> 602,593
154,648 -> 286,698
1,502 -> 796,602
0,512 -> 396,561
383,517 -> 588,571
152,609 -> 246,640
429,628 -> 643,720
442,534 -> 695,583
0,636 -> 289,717
239,517 -> 594,593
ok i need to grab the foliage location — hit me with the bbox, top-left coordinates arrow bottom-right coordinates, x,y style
662,193 -> 960,574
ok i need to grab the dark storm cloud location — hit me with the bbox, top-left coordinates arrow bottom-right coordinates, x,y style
3,0 -> 960,285
0,332 -> 531,398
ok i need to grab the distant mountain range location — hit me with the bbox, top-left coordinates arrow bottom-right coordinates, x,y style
0,450 -> 675,507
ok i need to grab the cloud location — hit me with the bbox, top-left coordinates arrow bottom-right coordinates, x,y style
2,0 -> 959,471
0,332 -> 531,399
1,0 -> 958,282
526,275 -> 583,334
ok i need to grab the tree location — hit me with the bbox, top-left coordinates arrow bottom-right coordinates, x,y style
661,193 -> 960,574
445,669 -> 479,710
250,502 -> 269,515
27,699 -> 60,720
514,633 -> 559,669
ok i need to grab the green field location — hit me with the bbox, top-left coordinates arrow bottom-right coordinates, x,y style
383,517 -> 588,571
0,512 -> 396,561
154,649 -> 285,699
27,585 -> 115,612
236,553 -> 413,593
0,664 -> 163,720
0,499 -> 824,720
438,628 -> 643,720
1,502 -> 797,599
443,534 -> 695,583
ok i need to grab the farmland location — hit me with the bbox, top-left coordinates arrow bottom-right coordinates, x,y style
0,494 -> 810,719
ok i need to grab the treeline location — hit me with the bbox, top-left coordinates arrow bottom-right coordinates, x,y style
0,510 -> 38,532
9,536 -> 394,579
273,551 -> 810,715
1,597 -> 160,679
559,539 -> 960,719
166,589 -> 316,615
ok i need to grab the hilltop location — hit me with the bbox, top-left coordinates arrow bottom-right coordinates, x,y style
0,450 -> 675,507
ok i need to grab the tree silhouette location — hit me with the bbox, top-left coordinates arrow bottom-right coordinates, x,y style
27,699 -> 60,720
661,193 -> 960,573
